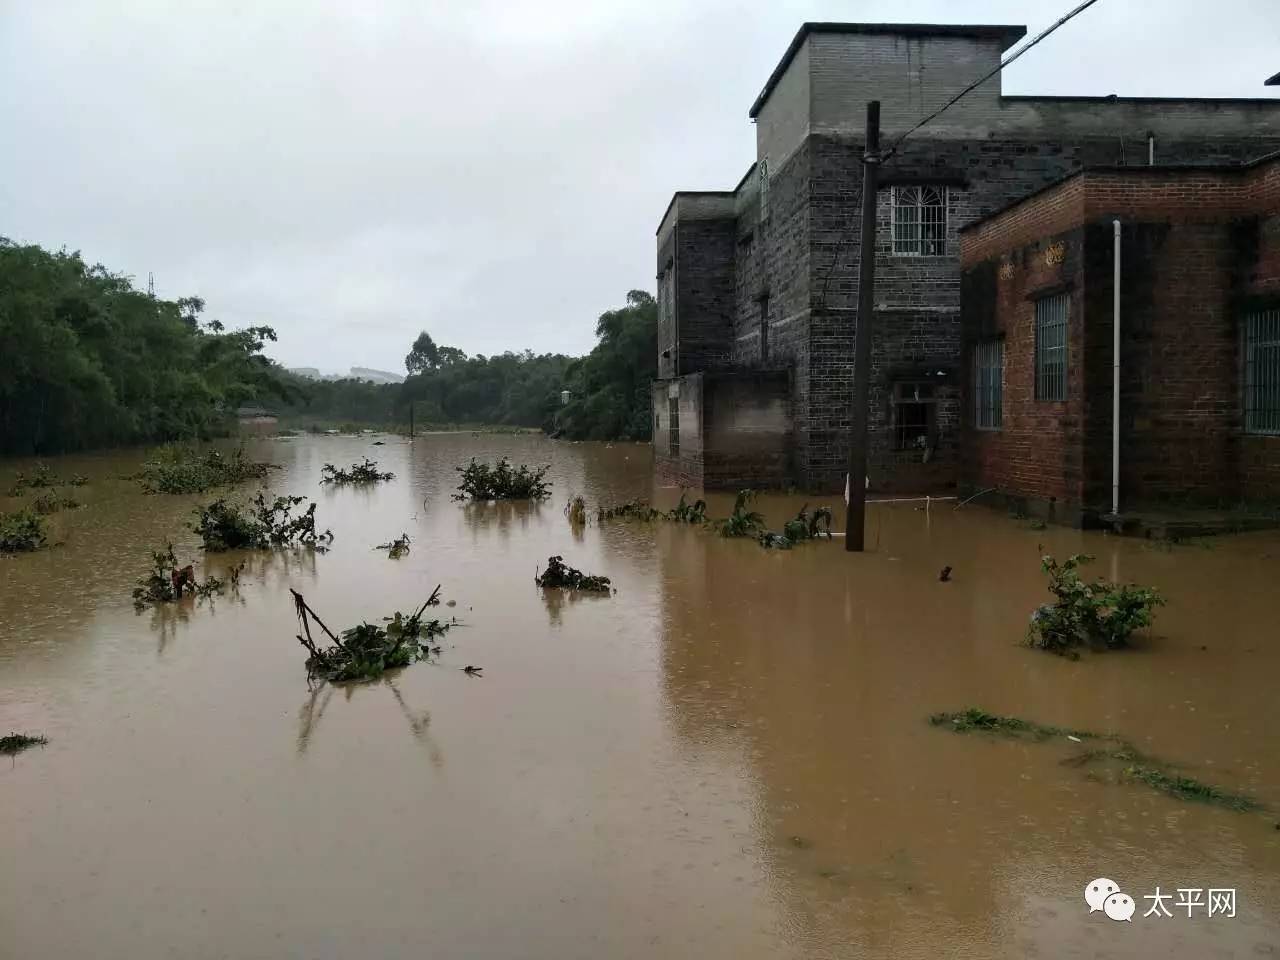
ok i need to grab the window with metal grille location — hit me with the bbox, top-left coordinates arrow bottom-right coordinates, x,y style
891,186 -> 947,256
973,339 -> 1003,430
758,158 -> 770,223
892,381 -> 934,451
1035,292 -> 1069,401
1244,307 -> 1280,435
668,396 -> 680,456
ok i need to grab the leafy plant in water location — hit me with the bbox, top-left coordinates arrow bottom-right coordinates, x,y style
453,457 -> 551,501
0,509 -> 47,553
134,444 -> 273,494
535,555 -> 612,592
320,457 -> 395,485
132,543 -> 242,606
7,461 -> 84,494
376,533 -> 412,558
597,498 -> 661,521
1,732 -> 48,756
1026,554 -> 1163,655
667,491 -> 708,524
565,495 -> 587,525
192,493 -> 332,551
758,531 -> 794,550
717,490 -> 765,538
31,489 -> 79,514
293,586 -> 453,683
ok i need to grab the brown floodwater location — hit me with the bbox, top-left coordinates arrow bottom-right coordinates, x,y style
2,434 -> 1278,959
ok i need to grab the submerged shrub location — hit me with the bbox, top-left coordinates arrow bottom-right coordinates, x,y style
759,504 -> 835,550
0,509 -> 47,553
454,457 -> 551,501
193,493 -> 333,551
1026,554 -> 1163,655
376,533 -> 412,558
718,490 -> 765,538
293,587 -> 453,683
535,555 -> 611,592
597,498 -> 661,521
135,444 -> 272,494
31,490 -> 79,514
1,732 -> 48,756
132,543 -> 241,606
320,458 -> 394,485
667,491 -> 708,524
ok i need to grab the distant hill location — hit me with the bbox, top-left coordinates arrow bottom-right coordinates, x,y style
287,366 -> 404,384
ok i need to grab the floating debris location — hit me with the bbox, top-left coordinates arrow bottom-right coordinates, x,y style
535,555 -> 612,593
320,458 -> 395,485
1027,554 -> 1163,655
193,493 -> 334,551
292,586 -> 453,683
0,509 -> 46,553
462,665 -> 484,676
133,444 -> 273,494
930,707 -> 1261,812
939,565 -> 952,582
454,457 -> 551,501
376,533 -> 412,559
1,732 -> 48,756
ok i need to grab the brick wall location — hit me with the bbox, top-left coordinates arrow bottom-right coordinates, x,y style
675,219 -> 737,375
702,371 -> 793,488
959,156 -> 1280,513
651,376 -> 705,488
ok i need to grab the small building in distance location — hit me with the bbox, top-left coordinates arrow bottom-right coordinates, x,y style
652,21 -> 1280,503
958,154 -> 1280,524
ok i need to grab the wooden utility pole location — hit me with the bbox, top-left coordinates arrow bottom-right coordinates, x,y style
845,101 -> 881,551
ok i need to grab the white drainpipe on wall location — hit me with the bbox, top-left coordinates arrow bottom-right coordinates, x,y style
1112,219 -> 1122,517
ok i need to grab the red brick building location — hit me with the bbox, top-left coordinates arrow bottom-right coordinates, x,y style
958,153 -> 1280,524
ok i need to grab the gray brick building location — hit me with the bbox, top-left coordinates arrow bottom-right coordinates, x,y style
652,21 -> 1280,493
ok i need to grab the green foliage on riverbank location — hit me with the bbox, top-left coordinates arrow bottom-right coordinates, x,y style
0,239 -> 293,456
274,290 -> 656,441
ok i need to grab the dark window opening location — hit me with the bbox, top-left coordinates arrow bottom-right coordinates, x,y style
1035,292 -> 1068,401
892,381 -> 935,452
1244,307 -> 1280,435
668,396 -> 680,457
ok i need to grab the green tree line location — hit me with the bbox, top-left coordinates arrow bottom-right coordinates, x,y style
0,239 -> 290,456
0,238 -> 657,454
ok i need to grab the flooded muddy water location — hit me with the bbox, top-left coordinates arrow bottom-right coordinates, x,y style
2,434 -> 1278,959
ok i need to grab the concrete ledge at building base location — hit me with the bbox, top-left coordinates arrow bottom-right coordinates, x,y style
1100,509 -> 1280,540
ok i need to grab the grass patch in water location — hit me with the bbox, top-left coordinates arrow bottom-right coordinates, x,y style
0,509 -> 47,553
929,708 -> 1100,742
1,732 -> 48,756
320,457 -> 395,485
930,707 -> 1262,812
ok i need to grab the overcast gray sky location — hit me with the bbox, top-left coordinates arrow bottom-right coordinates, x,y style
2,1 -> 1277,374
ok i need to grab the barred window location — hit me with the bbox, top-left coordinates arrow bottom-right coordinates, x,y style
668,396 -> 680,456
891,186 -> 947,256
973,339 -> 1004,430
758,158 -> 770,223
1244,307 -> 1280,434
1035,292 -> 1069,401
